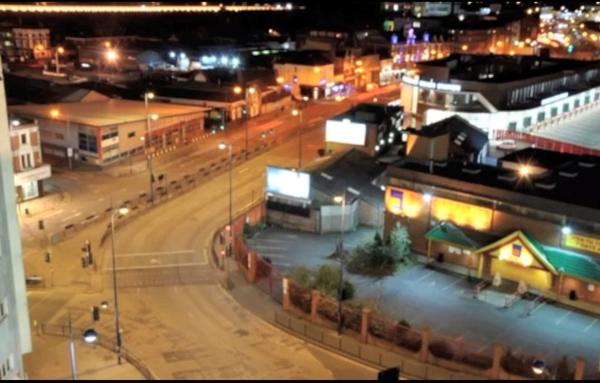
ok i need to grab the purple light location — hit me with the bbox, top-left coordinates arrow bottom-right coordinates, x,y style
391,34 -> 399,44
423,32 -> 430,42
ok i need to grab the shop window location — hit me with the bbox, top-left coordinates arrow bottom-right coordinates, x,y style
78,133 -> 98,153
508,122 -> 517,132
585,95 -> 590,104
575,99 -> 581,108
101,131 -> 118,140
523,116 -> 532,128
128,132 -> 135,138
550,107 -> 558,118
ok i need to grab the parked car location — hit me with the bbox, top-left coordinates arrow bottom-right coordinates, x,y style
498,139 -> 517,151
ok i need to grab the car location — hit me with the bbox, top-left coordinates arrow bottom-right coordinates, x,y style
497,139 -> 517,151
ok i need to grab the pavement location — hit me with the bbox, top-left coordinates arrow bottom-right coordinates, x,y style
250,226 -> 600,379
20,89 -> 399,380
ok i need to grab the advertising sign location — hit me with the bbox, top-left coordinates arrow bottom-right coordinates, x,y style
265,166 -> 310,200
325,119 -> 367,146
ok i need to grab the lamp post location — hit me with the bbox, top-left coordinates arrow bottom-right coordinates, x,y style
144,91 -> 156,204
55,46 -> 64,74
334,191 -> 346,335
67,310 -> 98,380
292,106 -> 304,169
50,108 -> 72,170
532,359 -> 557,380
110,207 -> 129,365
218,142 -> 233,257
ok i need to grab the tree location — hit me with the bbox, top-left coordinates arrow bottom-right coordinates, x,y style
389,222 -> 411,261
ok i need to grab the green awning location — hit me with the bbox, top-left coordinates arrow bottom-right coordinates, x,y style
425,221 -> 501,249
543,246 -> 600,283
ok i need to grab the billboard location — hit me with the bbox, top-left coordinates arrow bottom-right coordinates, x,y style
325,119 -> 367,146
266,166 -> 310,200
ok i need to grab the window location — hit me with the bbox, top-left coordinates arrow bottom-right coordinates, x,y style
508,122 -> 517,132
128,132 -> 135,138
523,116 -> 532,128
101,131 -> 118,140
595,93 -> 600,101
562,103 -> 569,113
0,297 -> 7,321
550,107 -> 558,118
78,133 -> 98,153
537,112 -> 545,122
575,99 -> 581,108
585,95 -> 590,104
20,153 -> 32,169
20,133 -> 27,145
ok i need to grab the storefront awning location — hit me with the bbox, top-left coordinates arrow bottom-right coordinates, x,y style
425,221 -> 500,250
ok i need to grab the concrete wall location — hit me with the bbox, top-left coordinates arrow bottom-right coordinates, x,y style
357,200 -> 384,228
267,208 -> 320,233
320,200 -> 358,234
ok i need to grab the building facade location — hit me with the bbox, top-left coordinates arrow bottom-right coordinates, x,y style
0,56 -> 32,380
9,118 -> 51,201
384,151 -> 600,306
12,27 -> 50,60
10,100 -> 208,167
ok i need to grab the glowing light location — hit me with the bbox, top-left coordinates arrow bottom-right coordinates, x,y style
561,226 -> 572,235
423,193 -> 432,202
233,86 -> 242,95
291,109 -> 299,116
276,76 -> 284,84
50,109 -> 60,118
105,49 -> 118,62
518,165 -> 531,177
57,46 -> 64,54
150,114 -> 159,121
461,44 -> 468,51
248,87 -> 256,94
313,67 -> 321,73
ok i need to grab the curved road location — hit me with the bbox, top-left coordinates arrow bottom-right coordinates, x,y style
93,121 -> 377,379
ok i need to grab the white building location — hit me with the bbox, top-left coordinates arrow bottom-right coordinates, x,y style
0,56 -> 32,380
401,54 -> 600,138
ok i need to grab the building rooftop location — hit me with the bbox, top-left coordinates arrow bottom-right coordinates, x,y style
331,103 -> 403,125
275,50 -> 333,66
416,115 -> 488,155
5,74 -> 111,105
388,149 -> 600,221
311,149 -> 386,206
9,99 -> 208,127
418,54 -> 597,84
498,147 -> 584,170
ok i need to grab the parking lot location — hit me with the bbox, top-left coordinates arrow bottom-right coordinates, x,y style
250,226 -> 600,377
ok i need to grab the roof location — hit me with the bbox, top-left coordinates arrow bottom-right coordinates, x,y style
425,221 -> 501,249
5,74 -> 110,105
311,149 -> 386,206
499,148 -> 584,170
331,103 -> 403,125
156,82 -> 245,103
275,50 -> 333,66
389,153 -> 600,216
543,246 -> 600,283
417,115 -> 488,154
9,100 -> 209,127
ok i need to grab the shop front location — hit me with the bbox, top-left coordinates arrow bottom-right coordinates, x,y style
14,163 -> 51,200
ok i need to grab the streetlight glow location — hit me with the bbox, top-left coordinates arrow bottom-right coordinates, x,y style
57,46 -> 65,54
118,207 -> 129,216
334,196 -> 344,204
291,109 -> 299,116
562,226 -> 572,235
105,49 -> 118,62
233,86 -> 242,94
82,329 -> 98,344
248,87 -> 256,94
423,193 -> 432,202
50,109 -> 60,118
218,142 -> 229,150
146,91 -> 155,100
150,113 -> 159,121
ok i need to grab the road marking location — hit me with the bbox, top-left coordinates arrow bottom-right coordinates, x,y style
555,309 -> 573,326
529,300 -> 547,316
441,277 -> 464,291
238,167 -> 249,174
60,212 -> 81,222
42,209 -> 64,218
107,261 -> 208,271
117,250 -> 196,257
584,318 -> 598,333
308,117 -> 322,125
414,270 -> 435,283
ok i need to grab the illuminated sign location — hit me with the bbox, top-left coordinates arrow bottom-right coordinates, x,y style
265,166 -> 310,200
385,187 -> 424,218
498,240 -> 535,267
540,92 -> 569,106
402,76 -> 462,92
565,233 -> 600,255
431,197 -> 492,230
325,119 -> 367,146
512,244 -> 522,257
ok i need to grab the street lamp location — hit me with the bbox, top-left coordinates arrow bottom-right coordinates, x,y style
55,46 -> 64,74
218,142 -> 233,259
49,109 -> 73,170
105,49 -> 118,62
333,192 -> 346,335
67,310 -> 97,380
532,359 -> 556,380
110,207 -> 129,365
144,91 -> 156,204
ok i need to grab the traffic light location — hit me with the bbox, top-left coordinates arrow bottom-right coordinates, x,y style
568,44 -> 575,54
92,306 -> 100,321
377,367 -> 400,381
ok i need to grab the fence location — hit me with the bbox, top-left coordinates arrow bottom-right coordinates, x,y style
40,323 -> 157,380
218,201 -> 592,380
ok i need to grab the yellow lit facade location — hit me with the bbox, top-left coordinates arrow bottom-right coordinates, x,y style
431,196 -> 492,230
565,233 -> 600,255
385,187 -> 424,218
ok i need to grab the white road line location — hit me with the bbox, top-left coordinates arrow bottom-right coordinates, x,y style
308,117 -> 322,125
42,209 -> 64,218
61,212 -> 82,222
414,270 -> 435,283
584,318 -> 598,332
117,250 -> 196,257
106,261 -> 208,271
237,167 -> 249,174
555,309 -> 573,326
529,300 -> 547,316
441,277 -> 464,291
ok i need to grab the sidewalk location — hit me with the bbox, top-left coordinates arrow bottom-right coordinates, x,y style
24,332 -> 144,380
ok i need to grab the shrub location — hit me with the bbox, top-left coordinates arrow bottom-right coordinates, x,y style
462,353 -> 494,370
317,298 -> 339,322
501,348 -> 538,378
368,315 -> 389,339
290,266 -> 314,290
289,283 -> 311,313
342,305 -> 362,333
555,356 -> 573,380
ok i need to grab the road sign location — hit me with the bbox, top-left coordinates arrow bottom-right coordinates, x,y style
67,147 -> 73,158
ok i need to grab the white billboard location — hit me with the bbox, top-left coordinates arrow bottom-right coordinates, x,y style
325,119 -> 367,146
266,166 -> 310,200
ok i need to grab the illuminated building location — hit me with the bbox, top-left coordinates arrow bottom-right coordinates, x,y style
402,54 -> 600,137
0,55 -> 31,380
385,147 -> 600,305
12,27 -> 50,60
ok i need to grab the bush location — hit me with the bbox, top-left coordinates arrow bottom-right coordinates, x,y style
289,264 -> 354,301
501,348 -> 538,378
290,266 -> 314,290
243,221 -> 266,239
346,223 -> 412,277
317,298 -> 339,322
342,305 -> 362,333
289,283 -> 311,313
462,353 -> 494,370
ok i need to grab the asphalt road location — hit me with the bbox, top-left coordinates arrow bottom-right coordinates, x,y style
22,92 -> 391,379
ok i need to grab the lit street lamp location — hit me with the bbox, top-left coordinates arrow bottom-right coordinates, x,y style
49,109 -> 73,169
532,359 -> 557,380
144,91 -> 156,204
218,142 -> 233,284
67,309 -> 97,380
292,107 -> 303,169
55,46 -> 64,74
110,207 -> 129,365
333,192 -> 346,335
